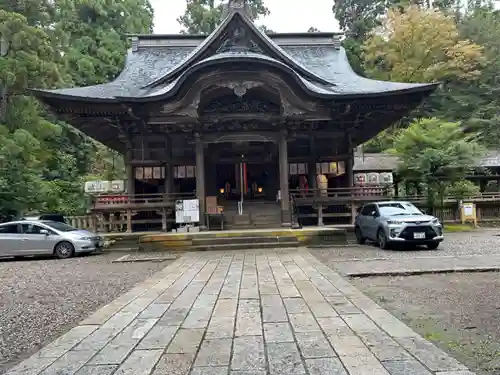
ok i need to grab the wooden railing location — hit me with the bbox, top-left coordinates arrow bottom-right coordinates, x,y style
92,192 -> 196,210
290,186 -> 390,201
67,188 -> 500,233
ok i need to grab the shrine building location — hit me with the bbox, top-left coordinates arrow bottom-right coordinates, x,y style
31,0 -> 438,231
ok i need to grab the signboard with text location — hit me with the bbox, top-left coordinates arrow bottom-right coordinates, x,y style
175,199 -> 200,224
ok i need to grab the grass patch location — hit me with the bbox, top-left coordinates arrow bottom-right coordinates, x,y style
443,223 -> 476,232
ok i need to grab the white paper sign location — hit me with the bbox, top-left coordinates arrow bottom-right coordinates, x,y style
175,199 -> 200,223
463,203 -> 474,216
84,180 -> 110,194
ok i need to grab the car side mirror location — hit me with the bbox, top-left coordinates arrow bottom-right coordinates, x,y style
371,211 -> 378,217
40,229 -> 49,235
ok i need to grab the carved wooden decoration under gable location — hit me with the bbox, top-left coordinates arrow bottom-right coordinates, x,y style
217,26 -> 262,54
200,93 -> 281,116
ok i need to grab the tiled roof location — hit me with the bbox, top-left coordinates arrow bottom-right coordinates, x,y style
354,151 -> 500,171
354,153 -> 400,171
31,8 -> 436,102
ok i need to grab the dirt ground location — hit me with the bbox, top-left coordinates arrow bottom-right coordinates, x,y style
352,272 -> 500,375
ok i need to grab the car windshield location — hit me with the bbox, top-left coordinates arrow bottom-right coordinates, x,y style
42,221 -> 78,232
379,203 -> 423,216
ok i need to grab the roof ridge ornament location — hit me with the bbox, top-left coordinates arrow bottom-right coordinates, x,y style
221,0 -> 252,21
332,35 -> 342,50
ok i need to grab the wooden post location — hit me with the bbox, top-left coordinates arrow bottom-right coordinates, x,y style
161,208 -> 167,232
308,136 -> 316,192
346,134 -> 355,224
165,136 -> 174,195
278,130 -> 291,227
195,133 -> 206,229
126,209 -> 132,233
317,203 -> 324,226
125,142 -> 134,233
351,202 -> 357,224
91,214 -> 97,233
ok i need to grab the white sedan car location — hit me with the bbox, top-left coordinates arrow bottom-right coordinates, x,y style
0,220 -> 103,259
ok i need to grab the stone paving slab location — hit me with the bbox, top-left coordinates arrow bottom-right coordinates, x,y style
4,249 -> 476,375
331,254 -> 500,277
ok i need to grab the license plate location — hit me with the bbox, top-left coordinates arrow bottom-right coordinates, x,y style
413,232 -> 425,239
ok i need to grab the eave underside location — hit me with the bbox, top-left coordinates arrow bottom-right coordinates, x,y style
40,89 -> 430,154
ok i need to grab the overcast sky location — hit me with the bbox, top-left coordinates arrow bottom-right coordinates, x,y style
149,0 -> 340,34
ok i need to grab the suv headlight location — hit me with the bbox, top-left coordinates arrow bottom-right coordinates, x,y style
431,218 -> 441,225
79,237 -> 93,241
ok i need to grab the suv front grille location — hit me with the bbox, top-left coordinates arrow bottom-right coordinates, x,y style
399,226 -> 437,240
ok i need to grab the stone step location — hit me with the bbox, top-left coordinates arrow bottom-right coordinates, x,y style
192,236 -> 298,246
137,227 -> 349,252
189,241 -> 300,251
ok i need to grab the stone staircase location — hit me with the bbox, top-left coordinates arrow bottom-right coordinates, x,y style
223,201 -> 283,230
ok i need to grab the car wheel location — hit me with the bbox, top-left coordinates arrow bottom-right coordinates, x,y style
354,227 -> 365,244
54,241 -> 74,259
426,241 -> 440,250
377,229 -> 390,250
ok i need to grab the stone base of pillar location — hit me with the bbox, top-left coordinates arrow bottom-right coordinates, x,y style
281,209 -> 292,228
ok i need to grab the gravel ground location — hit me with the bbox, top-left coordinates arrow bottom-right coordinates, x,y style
352,273 -> 500,375
0,252 -> 170,373
315,230 -> 500,262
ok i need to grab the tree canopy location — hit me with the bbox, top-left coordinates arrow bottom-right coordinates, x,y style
178,0 -> 270,34
0,0 -> 153,218
362,6 -> 484,83
390,118 -> 483,210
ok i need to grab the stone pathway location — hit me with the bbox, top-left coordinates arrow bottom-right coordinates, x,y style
4,249 -> 475,375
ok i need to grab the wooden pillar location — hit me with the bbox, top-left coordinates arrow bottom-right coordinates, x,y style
165,136 -> 174,195
346,150 -> 354,188
161,208 -> 167,231
125,147 -> 134,233
308,137 -> 316,191
346,135 -> 356,224
317,203 -> 324,226
195,133 -> 206,229
279,130 -> 291,227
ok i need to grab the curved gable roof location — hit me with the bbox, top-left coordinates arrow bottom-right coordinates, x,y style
143,10 -> 333,88
116,52 -> 339,102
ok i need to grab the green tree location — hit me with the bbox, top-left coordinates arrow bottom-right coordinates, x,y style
0,0 -> 153,218
458,5 -> 500,147
361,6 -> 484,152
362,6 -> 484,83
332,0 -> 387,40
0,126 -> 46,217
390,118 -> 483,216
178,0 -> 270,34
54,0 -> 154,86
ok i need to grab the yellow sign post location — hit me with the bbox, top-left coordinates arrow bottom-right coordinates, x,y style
460,202 -> 477,227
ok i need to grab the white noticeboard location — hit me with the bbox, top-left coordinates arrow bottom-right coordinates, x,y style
175,199 -> 200,224
463,203 -> 474,217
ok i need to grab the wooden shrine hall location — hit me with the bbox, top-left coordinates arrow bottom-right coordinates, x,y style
31,0 -> 438,232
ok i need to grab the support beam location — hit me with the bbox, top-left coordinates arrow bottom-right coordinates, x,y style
195,133 -> 206,229
279,130 -> 291,227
